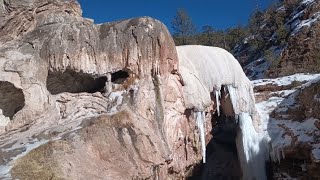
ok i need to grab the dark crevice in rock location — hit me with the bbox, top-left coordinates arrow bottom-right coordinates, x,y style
188,112 -> 241,180
188,87 -> 243,179
0,81 -> 25,119
184,109 -> 192,120
46,69 -> 107,95
111,70 -> 129,84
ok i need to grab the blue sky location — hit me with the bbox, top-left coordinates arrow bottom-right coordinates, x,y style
78,0 -> 275,32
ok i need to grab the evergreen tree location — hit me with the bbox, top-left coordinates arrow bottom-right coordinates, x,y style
171,8 -> 196,45
264,49 -> 280,68
226,26 -> 248,49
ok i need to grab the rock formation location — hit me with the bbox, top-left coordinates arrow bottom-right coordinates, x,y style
0,0 -> 269,179
253,73 -> 320,179
0,0 -> 202,179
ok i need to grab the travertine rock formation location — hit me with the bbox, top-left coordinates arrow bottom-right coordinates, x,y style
0,0 -> 265,179
0,0 -> 203,179
178,45 -> 266,180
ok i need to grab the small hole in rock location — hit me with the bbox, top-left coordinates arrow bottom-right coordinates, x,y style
0,81 -> 25,120
111,70 -> 129,84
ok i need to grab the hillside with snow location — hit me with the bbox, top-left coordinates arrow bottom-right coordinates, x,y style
231,1 -> 320,178
235,0 -> 320,80
253,73 -> 320,178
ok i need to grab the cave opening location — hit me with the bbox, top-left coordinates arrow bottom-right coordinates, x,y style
111,70 -> 129,84
46,69 -> 108,95
188,87 -> 242,179
0,81 -> 25,120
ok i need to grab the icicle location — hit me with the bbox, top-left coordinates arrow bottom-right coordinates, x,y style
270,143 -> 286,164
215,90 -> 220,116
237,112 -> 267,180
195,111 -> 206,163
227,85 -> 238,114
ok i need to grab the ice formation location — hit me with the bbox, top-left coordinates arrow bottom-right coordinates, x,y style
195,111 -> 206,163
215,90 -> 220,116
237,113 -> 267,180
0,109 -> 10,127
177,45 -> 267,179
177,45 -> 255,114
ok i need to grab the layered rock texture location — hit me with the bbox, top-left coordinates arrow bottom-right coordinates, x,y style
0,0 -> 200,179
0,0 -> 265,179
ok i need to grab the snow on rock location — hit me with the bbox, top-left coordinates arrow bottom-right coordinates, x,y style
312,144 -> 320,163
302,0 -> 316,6
177,45 -> 255,114
177,45 -> 265,179
0,139 -> 49,179
291,11 -> 320,35
0,109 -> 10,127
254,73 -> 320,164
242,0 -> 320,81
244,58 -> 270,80
268,118 -> 319,162
287,0 -> 319,36
253,73 -> 320,87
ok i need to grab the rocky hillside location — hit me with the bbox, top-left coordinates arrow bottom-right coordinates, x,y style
253,73 -> 320,179
234,1 -> 320,179
235,0 -> 320,79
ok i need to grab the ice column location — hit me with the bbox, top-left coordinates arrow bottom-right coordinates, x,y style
215,90 -> 221,116
195,111 -> 206,163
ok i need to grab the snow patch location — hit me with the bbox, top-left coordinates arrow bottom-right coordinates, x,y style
0,139 -> 49,179
302,0 -> 316,6
244,58 -> 270,80
291,11 -> 320,35
252,73 -> 320,87
107,90 -> 125,114
254,73 -> 320,164
0,109 -> 10,127
312,144 -> 320,162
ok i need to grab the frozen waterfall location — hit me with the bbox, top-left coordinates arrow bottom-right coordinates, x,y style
177,45 -> 267,179
237,112 -> 267,180
195,111 -> 206,163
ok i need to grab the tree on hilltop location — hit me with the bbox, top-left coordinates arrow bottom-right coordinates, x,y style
171,8 -> 196,45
